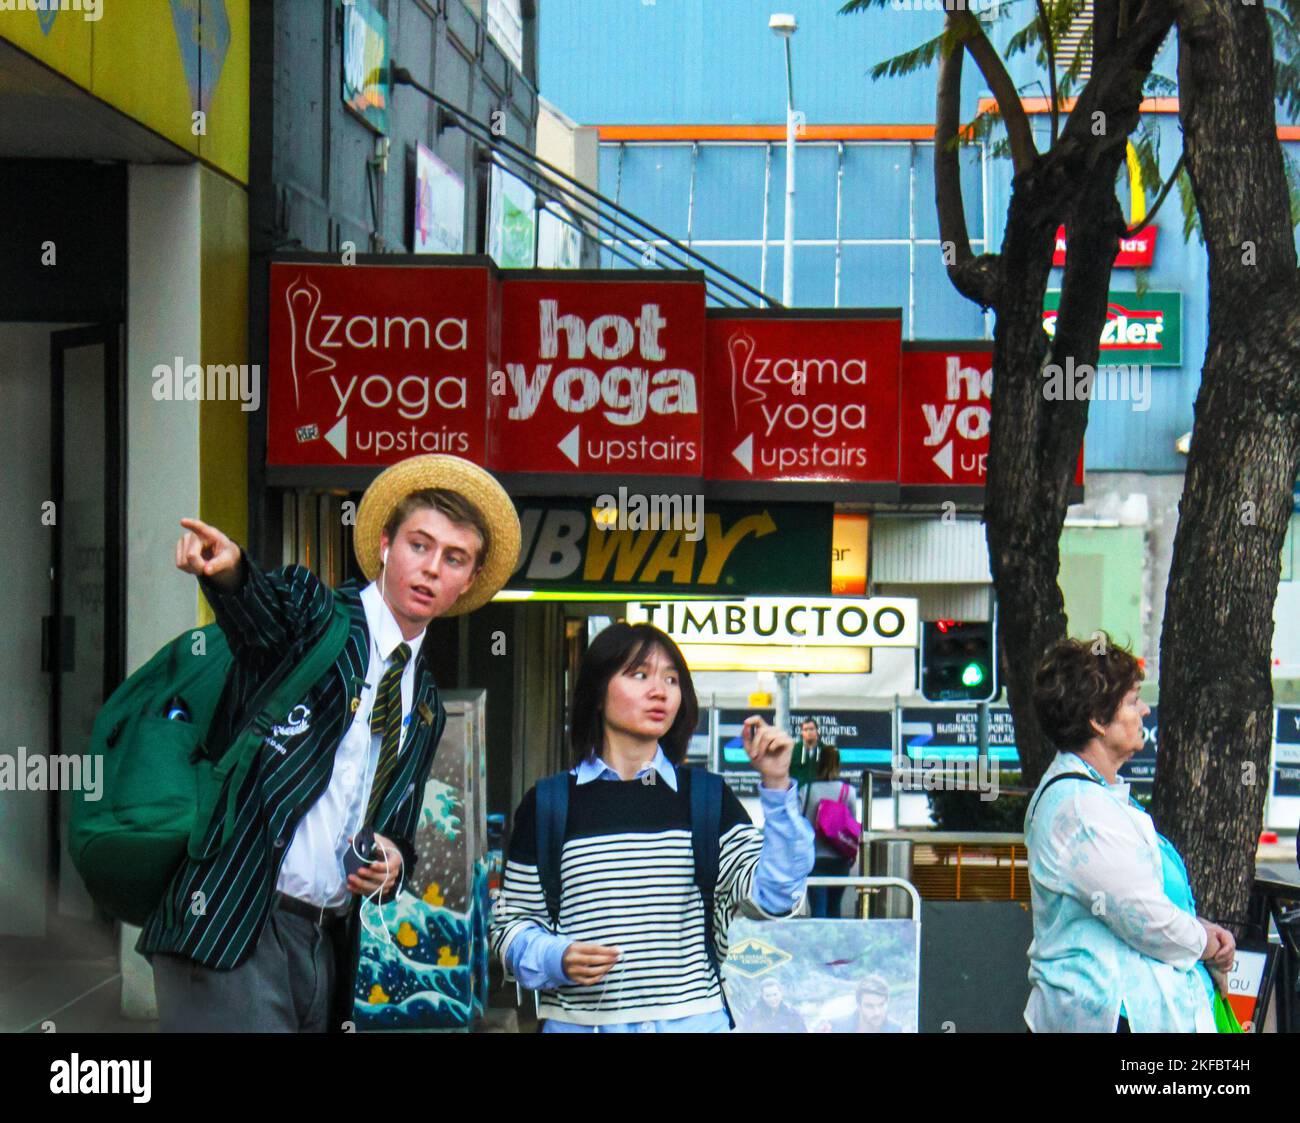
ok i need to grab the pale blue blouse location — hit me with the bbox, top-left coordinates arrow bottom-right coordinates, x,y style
1023,752 -> 1216,1033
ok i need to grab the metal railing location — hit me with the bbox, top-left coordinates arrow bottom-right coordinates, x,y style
390,65 -> 780,309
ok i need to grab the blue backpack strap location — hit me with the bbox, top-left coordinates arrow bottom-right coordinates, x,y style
688,766 -> 734,1030
534,772 -> 571,930
1028,770 -> 1104,822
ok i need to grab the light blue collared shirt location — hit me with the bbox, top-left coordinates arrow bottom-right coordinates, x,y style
504,746 -> 814,1033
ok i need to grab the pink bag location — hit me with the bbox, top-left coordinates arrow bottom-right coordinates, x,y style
815,783 -> 861,861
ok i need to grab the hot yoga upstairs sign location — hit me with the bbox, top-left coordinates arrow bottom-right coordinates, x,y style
266,257 -> 1088,494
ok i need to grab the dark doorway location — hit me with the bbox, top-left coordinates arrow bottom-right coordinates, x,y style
46,324 -> 125,926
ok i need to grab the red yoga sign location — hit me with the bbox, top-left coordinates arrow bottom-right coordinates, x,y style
489,277 -> 705,476
900,343 -> 1084,489
267,262 -> 496,467
703,312 -> 901,482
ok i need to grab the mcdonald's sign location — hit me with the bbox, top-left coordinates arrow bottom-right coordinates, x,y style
1053,142 -> 1158,268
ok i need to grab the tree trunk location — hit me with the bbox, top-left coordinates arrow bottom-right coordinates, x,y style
1153,0 -> 1300,928
980,1 -> 1176,787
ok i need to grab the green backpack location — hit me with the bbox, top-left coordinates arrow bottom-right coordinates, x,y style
69,592 -> 351,926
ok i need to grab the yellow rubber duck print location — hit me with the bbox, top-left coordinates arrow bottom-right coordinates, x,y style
368,983 -> 389,1005
422,882 -> 444,907
396,921 -> 418,948
436,945 -> 459,967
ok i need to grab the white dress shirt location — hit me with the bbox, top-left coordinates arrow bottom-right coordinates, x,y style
275,581 -> 425,908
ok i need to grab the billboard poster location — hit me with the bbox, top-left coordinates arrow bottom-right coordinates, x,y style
1274,707 -> 1300,797
342,0 -> 388,134
900,707 -> 1020,768
716,707 -> 774,795
1053,224 -> 1157,268
900,343 -> 1083,490
537,201 -> 583,269
414,144 -> 465,255
727,918 -> 918,1033
488,165 -> 537,269
1043,290 -> 1182,366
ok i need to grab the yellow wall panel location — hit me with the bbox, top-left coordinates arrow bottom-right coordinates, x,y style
198,0 -> 248,184
0,4 -> 93,89
198,164 -> 249,629
90,0 -> 198,158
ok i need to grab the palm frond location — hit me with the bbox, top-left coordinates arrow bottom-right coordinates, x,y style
869,20 -> 979,80
1284,149 -> 1300,229
1274,57 -> 1300,119
1143,71 -> 1178,97
1130,124 -> 1165,196
839,0 -> 899,12
1176,165 -> 1203,244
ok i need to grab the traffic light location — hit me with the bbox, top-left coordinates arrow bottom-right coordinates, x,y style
920,619 -> 997,702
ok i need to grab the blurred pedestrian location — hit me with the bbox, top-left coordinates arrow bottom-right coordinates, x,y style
802,744 -> 860,918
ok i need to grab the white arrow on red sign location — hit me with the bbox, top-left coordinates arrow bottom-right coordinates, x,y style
325,416 -> 348,460
932,440 -> 953,480
732,434 -> 753,474
558,424 -> 581,468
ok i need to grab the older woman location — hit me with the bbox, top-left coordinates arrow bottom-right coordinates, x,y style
1024,635 -> 1235,1032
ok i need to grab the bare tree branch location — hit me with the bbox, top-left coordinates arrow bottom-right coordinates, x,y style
935,17 -> 1002,309
955,12 -> 1040,175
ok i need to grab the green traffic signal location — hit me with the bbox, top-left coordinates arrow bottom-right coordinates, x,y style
920,619 -> 998,702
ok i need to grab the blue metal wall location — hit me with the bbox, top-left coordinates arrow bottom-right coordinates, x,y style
539,1 -> 984,125
539,2 -> 1300,473
598,137 -> 990,338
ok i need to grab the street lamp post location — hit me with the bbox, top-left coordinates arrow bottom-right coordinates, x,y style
770,13 -> 798,308
770,14 -> 798,732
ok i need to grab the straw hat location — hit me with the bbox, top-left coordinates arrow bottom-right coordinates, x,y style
354,455 -> 520,616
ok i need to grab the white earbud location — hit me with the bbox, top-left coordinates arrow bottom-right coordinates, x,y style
382,548 -> 388,564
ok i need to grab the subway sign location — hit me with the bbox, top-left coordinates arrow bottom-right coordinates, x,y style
1043,290 -> 1182,367
508,499 -> 832,595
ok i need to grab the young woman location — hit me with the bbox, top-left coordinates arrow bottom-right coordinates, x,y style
488,622 -> 815,1032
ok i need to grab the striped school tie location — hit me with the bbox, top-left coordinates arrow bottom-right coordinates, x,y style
366,642 -> 411,826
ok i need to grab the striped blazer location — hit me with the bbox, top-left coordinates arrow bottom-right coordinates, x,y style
137,554 -> 446,1001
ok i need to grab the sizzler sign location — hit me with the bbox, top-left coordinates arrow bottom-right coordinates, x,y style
489,278 -> 705,475
1043,290 -> 1182,366
268,263 -> 495,466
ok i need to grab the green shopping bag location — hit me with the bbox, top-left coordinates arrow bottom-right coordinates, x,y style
1213,991 -> 1244,1033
